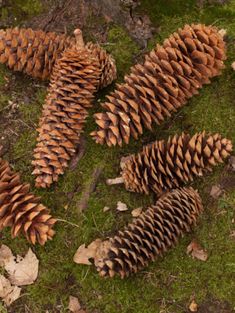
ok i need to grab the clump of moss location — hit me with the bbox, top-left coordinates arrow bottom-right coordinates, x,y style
105,25 -> 139,78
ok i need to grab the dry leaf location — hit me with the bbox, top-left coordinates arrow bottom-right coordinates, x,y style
5,249 -> 39,286
187,240 -> 208,261
231,62 -> 235,71
116,201 -> 128,212
73,239 -> 102,265
210,185 -> 223,199
229,156 -> 235,171
69,296 -> 81,313
131,207 -> 142,217
0,245 -> 14,267
189,299 -> 198,312
0,274 -> 21,306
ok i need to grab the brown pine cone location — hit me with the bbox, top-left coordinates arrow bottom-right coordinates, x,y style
93,187 -> 203,278
91,24 -> 226,146
85,42 -> 117,89
0,27 -> 75,80
119,132 -> 232,195
32,29 -> 116,188
0,158 -> 56,245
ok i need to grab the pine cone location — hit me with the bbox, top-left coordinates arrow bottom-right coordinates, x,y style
0,27 -> 75,80
93,187 -> 203,278
120,132 -> 232,195
85,42 -> 117,89
32,29 -> 116,188
0,158 -> 56,245
91,24 -> 226,146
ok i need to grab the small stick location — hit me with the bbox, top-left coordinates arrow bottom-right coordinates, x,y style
56,218 -> 80,228
106,176 -> 124,185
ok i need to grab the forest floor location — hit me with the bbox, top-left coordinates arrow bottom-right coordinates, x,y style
0,0 -> 235,312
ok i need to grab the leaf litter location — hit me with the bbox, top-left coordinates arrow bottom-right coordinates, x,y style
187,240 -> 208,262
0,244 -> 39,306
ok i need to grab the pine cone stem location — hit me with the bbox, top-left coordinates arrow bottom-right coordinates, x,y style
74,28 -> 85,49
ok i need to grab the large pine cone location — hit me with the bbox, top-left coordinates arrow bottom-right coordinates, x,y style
0,158 -> 56,245
32,29 -> 116,188
93,187 -> 203,278
120,132 -> 232,195
91,24 -> 226,146
0,27 -> 75,80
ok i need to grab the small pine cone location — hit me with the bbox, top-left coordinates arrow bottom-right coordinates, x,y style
121,132 -> 232,195
94,187 -> 203,278
0,27 -> 75,80
91,24 -> 226,146
0,158 -> 56,245
85,42 -> 117,89
32,29 -> 116,188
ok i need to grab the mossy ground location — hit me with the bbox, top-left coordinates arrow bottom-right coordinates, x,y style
0,0 -> 235,312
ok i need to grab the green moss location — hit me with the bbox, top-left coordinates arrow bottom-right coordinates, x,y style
0,0 -> 42,25
0,1 -> 235,312
105,25 -> 139,78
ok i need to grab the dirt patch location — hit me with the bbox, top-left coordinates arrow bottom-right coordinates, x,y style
197,298 -> 235,313
28,0 -> 155,47
77,166 -> 103,212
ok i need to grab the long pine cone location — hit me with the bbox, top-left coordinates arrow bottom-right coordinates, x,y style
0,158 -> 56,245
0,27 -> 75,80
91,24 -> 226,146
119,132 -> 232,195
94,187 -> 203,278
32,29 -> 116,188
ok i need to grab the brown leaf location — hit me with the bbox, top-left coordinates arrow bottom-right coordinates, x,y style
69,296 -> 81,313
5,249 -> 39,286
0,245 -> 14,267
210,185 -> 223,199
0,274 -> 21,306
73,239 -> 102,265
187,240 -> 208,261
189,299 -> 198,312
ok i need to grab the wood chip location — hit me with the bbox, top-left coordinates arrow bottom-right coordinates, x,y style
103,206 -> 110,212
116,201 -> 128,212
